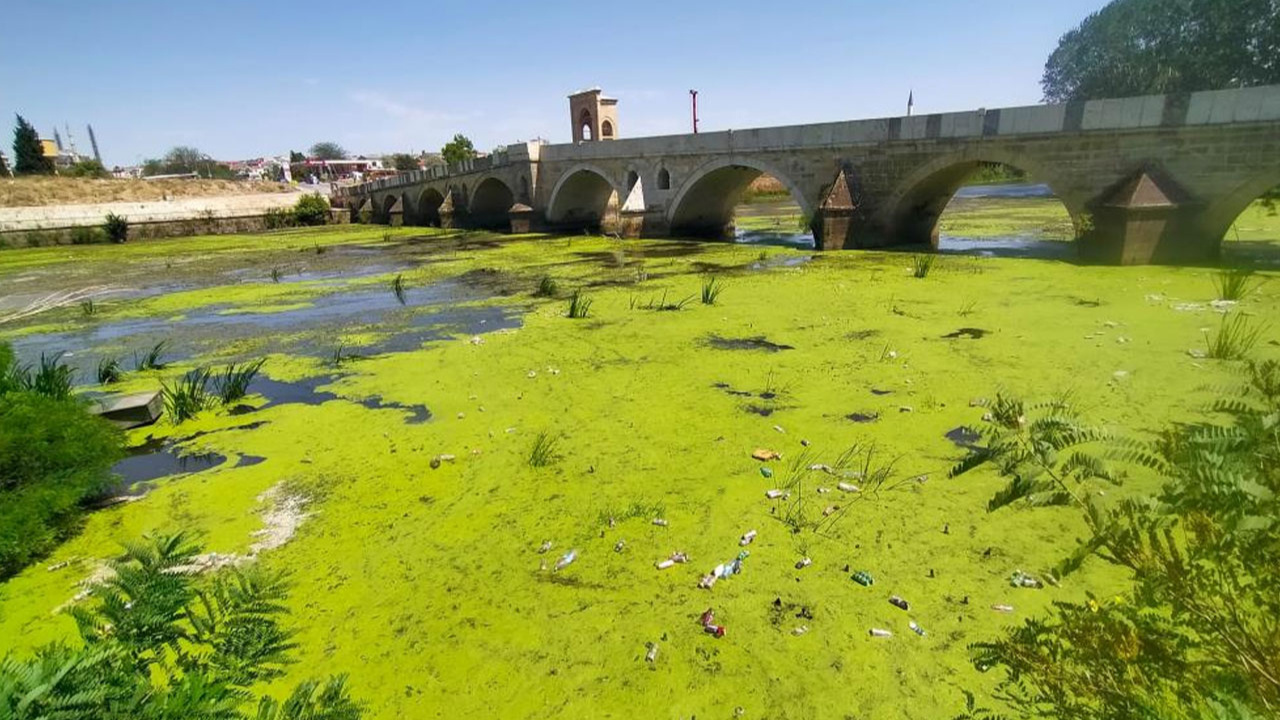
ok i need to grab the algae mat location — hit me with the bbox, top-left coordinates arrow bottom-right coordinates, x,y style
1,224 -> 1278,719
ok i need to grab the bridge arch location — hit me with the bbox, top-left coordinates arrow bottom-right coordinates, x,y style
417,187 -> 445,227
884,151 -> 1081,248
378,194 -> 399,224
546,164 -> 623,233
470,176 -> 516,231
1202,171 -> 1280,244
667,156 -> 812,239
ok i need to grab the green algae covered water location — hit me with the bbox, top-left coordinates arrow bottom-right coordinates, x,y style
0,207 -> 1277,718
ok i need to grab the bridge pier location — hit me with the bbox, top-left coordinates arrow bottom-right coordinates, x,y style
1079,171 -> 1214,264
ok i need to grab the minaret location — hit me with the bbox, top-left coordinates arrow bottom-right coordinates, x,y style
87,125 -> 102,164
54,128 -> 64,151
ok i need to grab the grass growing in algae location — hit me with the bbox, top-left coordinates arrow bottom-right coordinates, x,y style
0,216 -> 1278,718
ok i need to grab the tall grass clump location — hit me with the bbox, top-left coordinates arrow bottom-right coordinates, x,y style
701,276 -> 724,305
566,290 -> 593,319
1212,267 -> 1257,301
17,353 -> 76,401
1204,314 -> 1265,360
162,368 -> 213,423
391,274 -> 407,305
134,340 -> 169,371
528,431 -> 560,468
911,254 -> 936,279
80,299 -> 97,316
534,275 -> 559,298
211,358 -> 265,404
97,357 -> 123,385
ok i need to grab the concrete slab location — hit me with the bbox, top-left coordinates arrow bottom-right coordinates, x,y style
93,390 -> 164,429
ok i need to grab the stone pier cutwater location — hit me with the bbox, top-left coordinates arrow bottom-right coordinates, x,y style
336,85 -> 1280,265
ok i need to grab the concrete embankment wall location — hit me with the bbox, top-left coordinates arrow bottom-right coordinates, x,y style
0,192 -> 327,248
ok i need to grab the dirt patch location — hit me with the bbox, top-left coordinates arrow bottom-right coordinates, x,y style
848,412 -> 880,423
0,177 -> 292,208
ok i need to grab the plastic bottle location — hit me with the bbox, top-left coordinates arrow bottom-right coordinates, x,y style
851,570 -> 874,586
889,595 -> 910,611
795,557 -> 812,570
909,621 -> 926,637
553,549 -> 578,572
740,530 -> 757,546
869,628 -> 892,638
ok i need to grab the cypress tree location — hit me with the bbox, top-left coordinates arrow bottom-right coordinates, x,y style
13,114 -> 54,175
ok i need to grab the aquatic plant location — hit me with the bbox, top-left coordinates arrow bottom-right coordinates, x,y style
528,431 -> 560,468
534,275 -> 559,298
1203,313 -> 1264,360
382,231 -> 394,243
134,340 -> 170,371
778,443 -> 904,535
270,266 -> 283,283
391,274 -> 407,305
1212,267 -> 1257,301
18,353 -> 76,401
636,291 -> 693,311
701,276 -> 724,305
314,243 -> 326,255
566,290 -> 593,319
958,300 -> 977,317
911,254 -> 936,278
97,357 -> 123,385
330,344 -> 360,367
80,299 -> 97,316
211,358 -> 266,405
162,367 -> 213,423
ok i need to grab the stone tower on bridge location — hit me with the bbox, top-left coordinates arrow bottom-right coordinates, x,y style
569,88 -> 618,142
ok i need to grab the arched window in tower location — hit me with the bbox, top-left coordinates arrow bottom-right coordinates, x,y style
579,109 -> 594,141
601,120 -> 614,138
657,168 -> 671,190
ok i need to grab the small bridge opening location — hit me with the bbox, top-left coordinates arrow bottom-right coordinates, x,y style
547,168 -> 619,234
900,161 -> 1075,258
470,178 -> 515,231
1218,182 -> 1280,265
670,164 -> 814,249
417,188 -> 445,227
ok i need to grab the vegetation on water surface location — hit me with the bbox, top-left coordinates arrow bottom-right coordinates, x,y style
566,289 -> 592,318
0,200 -> 1274,718
0,532 -> 364,719
952,360 -> 1280,719
0,343 -> 122,580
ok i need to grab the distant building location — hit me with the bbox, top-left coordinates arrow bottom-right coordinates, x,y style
569,87 -> 618,142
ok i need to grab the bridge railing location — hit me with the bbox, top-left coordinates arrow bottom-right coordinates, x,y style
337,150 -> 513,198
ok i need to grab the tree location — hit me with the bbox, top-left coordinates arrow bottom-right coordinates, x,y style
952,360 -> 1280,719
12,115 -> 54,175
441,134 -> 476,166
387,153 -> 419,172
308,142 -> 346,160
162,146 -> 205,174
289,150 -> 306,163
1043,0 -> 1280,102
65,159 -> 110,178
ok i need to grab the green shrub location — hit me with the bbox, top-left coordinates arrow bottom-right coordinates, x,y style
103,213 -> 128,243
0,386 -> 123,578
64,159 -> 110,178
70,226 -> 106,245
293,194 -> 330,226
263,207 -> 296,230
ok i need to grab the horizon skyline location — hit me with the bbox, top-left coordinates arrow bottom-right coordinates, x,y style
2,0 -> 1109,167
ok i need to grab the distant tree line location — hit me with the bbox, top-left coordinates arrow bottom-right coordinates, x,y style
1043,0 -> 1280,101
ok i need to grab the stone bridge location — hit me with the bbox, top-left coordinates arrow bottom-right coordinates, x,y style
334,84 -> 1280,265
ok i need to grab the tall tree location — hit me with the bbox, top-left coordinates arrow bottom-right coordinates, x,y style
12,115 -> 54,175
1043,0 -> 1280,102
441,134 -> 476,166
387,153 -> 419,172
162,145 -> 205,173
308,142 -> 346,160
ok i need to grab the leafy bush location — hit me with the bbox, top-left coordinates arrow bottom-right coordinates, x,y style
0,344 -> 123,579
63,159 -> 110,178
954,361 -> 1280,718
263,207 -> 296,230
103,213 -> 128,243
293,194 -> 330,226
0,533 -> 365,718
69,226 -> 106,245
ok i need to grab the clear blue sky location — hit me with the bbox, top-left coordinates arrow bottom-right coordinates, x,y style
1,0 -> 1106,167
